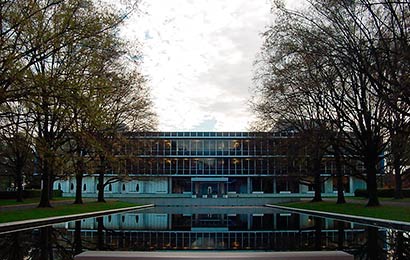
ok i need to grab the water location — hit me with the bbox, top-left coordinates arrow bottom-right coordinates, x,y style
0,206 -> 409,259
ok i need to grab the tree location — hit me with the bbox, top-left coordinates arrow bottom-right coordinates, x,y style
93,63 -> 157,203
11,0 -> 135,208
0,104 -> 34,202
253,5 -> 336,202
253,0 -> 403,207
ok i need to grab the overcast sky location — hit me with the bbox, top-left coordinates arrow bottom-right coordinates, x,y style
122,0 -> 305,132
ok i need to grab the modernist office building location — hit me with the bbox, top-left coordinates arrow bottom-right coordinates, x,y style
55,132 -> 366,198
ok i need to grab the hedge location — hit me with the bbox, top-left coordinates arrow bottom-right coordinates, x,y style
354,188 -> 410,198
0,189 -> 62,199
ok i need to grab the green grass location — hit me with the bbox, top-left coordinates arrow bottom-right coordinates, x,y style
0,197 -> 74,206
0,201 -> 138,223
348,197 -> 410,202
282,201 -> 410,222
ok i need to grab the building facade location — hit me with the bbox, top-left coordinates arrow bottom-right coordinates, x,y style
55,132 -> 366,199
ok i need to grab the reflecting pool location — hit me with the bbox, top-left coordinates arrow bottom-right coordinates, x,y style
0,206 -> 409,259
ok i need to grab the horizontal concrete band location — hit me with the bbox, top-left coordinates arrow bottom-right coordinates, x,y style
75,251 -> 353,260
0,204 -> 154,235
266,204 -> 410,231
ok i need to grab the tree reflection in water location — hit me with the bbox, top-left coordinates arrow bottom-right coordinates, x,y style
0,231 -> 30,260
73,221 -> 83,255
0,214 -> 409,259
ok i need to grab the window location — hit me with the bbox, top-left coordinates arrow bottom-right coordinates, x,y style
108,184 -> 112,192
136,183 -> 140,192
58,183 -> 61,190
135,215 -> 139,223
83,184 -> 86,191
70,183 -> 74,190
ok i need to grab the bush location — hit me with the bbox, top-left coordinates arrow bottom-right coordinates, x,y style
0,189 -> 62,200
53,189 -> 62,197
355,188 -> 410,198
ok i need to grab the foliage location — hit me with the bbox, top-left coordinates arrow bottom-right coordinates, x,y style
0,0 -> 157,208
253,0 -> 410,207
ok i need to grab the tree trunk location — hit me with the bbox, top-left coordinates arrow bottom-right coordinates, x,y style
366,163 -> 380,207
96,217 -> 104,250
97,155 -> 106,203
74,220 -> 83,255
97,172 -> 105,203
336,221 -> 345,250
312,159 -> 322,202
15,162 -> 24,202
394,160 -> 403,199
74,173 -> 83,204
38,160 -> 52,208
334,146 -> 346,204
366,227 -> 382,260
39,226 -> 53,260
314,217 -> 322,251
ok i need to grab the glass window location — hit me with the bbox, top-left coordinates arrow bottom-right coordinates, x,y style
209,140 -> 216,155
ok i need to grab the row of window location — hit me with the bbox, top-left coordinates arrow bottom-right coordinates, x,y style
121,139 -> 295,156
126,132 -> 289,138
110,158 -> 356,176
66,183 -> 140,192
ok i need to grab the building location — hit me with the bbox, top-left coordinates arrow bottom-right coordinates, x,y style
54,132 -> 366,203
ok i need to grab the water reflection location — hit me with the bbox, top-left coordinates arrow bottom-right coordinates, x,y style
0,207 -> 409,260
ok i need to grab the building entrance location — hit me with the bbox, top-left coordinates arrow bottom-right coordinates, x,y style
192,177 -> 228,198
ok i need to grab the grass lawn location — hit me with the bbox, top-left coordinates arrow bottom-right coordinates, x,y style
0,197 -> 74,206
282,201 -> 410,223
348,197 -> 410,202
0,201 -> 138,223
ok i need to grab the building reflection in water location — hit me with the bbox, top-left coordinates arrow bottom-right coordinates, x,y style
0,209 -> 409,260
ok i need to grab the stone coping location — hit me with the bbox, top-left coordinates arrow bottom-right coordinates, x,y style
266,204 -> 410,231
0,204 -> 154,234
74,251 -> 353,260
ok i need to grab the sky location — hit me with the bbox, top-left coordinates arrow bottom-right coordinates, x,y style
122,0 -> 305,132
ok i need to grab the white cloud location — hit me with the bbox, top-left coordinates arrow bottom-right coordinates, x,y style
120,0 -> 304,131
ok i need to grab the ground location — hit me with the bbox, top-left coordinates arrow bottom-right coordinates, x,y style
281,197 -> 410,222
0,199 -> 137,223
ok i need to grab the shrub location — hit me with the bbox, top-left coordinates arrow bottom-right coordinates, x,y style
0,189 -> 62,199
355,188 -> 410,198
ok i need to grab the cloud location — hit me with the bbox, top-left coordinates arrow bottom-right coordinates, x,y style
120,0 -> 302,131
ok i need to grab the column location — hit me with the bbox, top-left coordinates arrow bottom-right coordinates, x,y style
168,177 -> 172,194
273,177 -> 277,194
247,177 -> 252,194
349,176 -> 354,194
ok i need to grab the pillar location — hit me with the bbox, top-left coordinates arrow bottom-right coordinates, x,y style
247,177 -> 252,194
273,177 -> 277,194
168,177 -> 172,194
